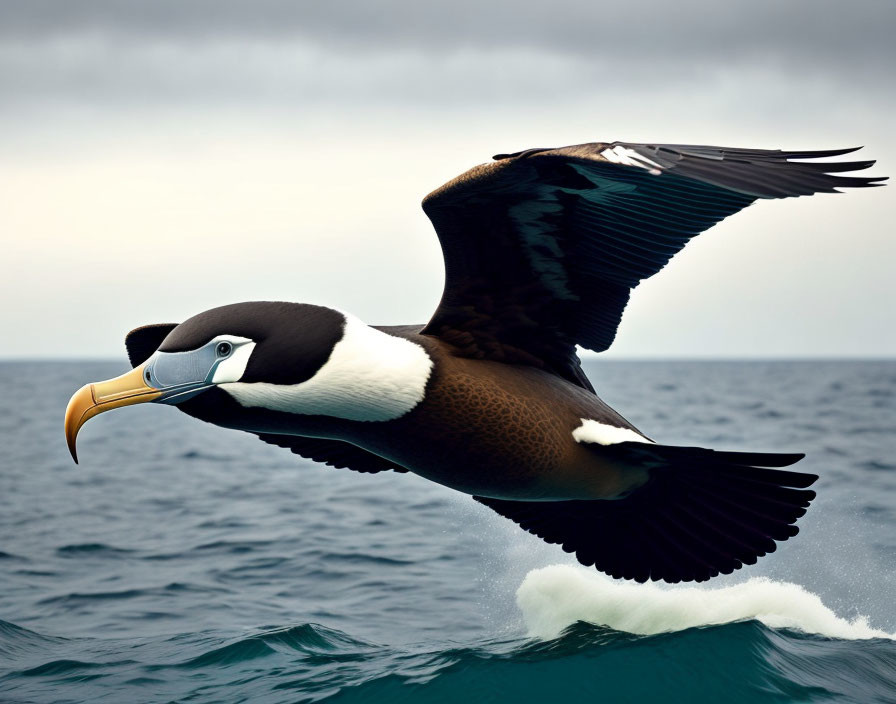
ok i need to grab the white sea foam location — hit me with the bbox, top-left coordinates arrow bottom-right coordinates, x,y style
517,564 -> 894,641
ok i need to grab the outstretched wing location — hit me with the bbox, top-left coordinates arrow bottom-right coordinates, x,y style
421,142 -> 884,388
476,443 -> 816,583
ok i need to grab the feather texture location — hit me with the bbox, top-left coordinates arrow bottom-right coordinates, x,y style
422,142 -> 885,389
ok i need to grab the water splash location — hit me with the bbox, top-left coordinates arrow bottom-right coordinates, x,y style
517,564 -> 895,640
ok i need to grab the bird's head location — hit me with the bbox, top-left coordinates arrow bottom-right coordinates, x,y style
64,301 -> 347,462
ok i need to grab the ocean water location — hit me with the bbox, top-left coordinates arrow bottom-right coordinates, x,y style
1,359 -> 894,703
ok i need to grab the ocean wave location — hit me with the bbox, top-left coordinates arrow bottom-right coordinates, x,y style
56,543 -> 135,556
156,623 -> 378,671
0,618 -> 68,663
3,616 -> 896,703
516,564 -> 895,640
306,621 -> 896,704
4,361 -> 895,703
19,658 -> 135,677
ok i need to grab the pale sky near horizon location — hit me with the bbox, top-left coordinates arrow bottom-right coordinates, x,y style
1,1 -> 893,359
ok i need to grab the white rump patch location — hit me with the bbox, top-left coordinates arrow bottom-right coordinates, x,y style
600,145 -> 663,175
222,314 -> 433,422
572,418 -> 652,446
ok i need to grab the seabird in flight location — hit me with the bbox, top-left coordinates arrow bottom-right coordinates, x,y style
65,142 -> 885,583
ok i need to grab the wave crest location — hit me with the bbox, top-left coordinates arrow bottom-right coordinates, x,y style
516,565 -> 895,641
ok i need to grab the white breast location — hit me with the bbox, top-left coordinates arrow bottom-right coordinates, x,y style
221,314 -> 433,422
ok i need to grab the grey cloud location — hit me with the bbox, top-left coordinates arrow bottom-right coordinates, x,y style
0,1 -> 892,118
0,3 -> 891,359
1,0 -> 894,67
0,39 -> 888,117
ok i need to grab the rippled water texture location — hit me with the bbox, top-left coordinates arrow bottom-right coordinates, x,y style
1,360 -> 894,702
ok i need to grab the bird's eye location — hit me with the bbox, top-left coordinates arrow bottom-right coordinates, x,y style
144,368 -> 152,383
216,342 -> 233,358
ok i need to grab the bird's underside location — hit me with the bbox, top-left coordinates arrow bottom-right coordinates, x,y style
125,320 -> 818,584
69,140 -> 885,584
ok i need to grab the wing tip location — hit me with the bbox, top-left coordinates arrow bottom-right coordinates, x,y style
788,147 -> 887,187
785,146 -> 864,159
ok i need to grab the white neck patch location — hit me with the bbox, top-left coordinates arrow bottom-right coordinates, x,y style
572,418 -> 653,446
220,314 -> 433,422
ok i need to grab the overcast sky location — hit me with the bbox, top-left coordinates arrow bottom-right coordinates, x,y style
1,0 -> 893,358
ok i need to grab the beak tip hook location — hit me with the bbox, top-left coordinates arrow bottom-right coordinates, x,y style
65,426 -> 80,464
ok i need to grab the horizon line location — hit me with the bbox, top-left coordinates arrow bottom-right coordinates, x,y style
1,355 -> 894,364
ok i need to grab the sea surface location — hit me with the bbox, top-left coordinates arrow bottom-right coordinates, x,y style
1,360 -> 895,703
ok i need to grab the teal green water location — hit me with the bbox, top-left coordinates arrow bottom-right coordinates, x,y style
1,361 -> 894,702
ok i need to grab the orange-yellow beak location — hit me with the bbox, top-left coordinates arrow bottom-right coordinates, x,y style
64,364 -> 162,463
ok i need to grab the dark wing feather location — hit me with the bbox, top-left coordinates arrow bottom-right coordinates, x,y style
422,142 -> 885,388
125,324 -> 178,366
475,442 -> 817,583
255,434 -> 408,474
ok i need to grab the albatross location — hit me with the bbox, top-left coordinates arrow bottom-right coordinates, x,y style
64,141 -> 885,583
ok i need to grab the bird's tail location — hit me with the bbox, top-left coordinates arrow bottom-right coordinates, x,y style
475,445 -> 816,583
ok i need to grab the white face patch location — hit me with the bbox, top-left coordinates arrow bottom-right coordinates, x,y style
210,336 -> 255,383
572,418 -> 653,446
600,146 -> 663,175
220,314 -> 433,422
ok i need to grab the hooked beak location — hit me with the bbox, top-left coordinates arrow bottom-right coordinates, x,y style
64,364 -> 161,464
